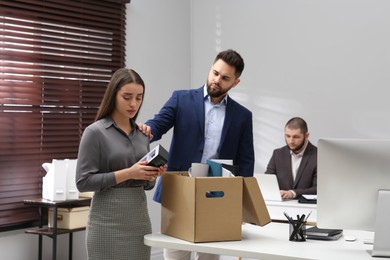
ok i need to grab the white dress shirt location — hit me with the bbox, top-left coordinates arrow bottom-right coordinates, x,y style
289,141 -> 308,197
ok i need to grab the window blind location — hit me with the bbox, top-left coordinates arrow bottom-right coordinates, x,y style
0,0 -> 129,228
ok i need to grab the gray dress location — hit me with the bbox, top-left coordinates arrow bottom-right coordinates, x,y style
76,117 -> 155,260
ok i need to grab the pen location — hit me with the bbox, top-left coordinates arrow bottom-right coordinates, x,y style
304,211 -> 312,222
283,212 -> 294,224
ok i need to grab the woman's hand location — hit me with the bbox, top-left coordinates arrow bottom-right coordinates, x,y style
157,163 -> 168,176
128,161 -> 160,181
115,161 -> 167,184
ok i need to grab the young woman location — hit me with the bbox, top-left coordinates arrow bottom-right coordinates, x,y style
76,68 -> 166,260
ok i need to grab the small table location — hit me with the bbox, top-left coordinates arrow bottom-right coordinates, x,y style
23,197 -> 91,260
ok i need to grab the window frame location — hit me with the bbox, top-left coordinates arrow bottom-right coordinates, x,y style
0,0 -> 129,229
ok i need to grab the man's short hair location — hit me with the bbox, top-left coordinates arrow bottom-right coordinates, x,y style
214,49 -> 245,78
285,117 -> 308,134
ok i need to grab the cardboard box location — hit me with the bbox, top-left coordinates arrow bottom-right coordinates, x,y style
79,191 -> 94,198
161,172 -> 271,243
242,176 -> 271,226
48,206 -> 90,229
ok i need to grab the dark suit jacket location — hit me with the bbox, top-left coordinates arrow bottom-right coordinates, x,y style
147,86 -> 255,202
265,142 -> 317,197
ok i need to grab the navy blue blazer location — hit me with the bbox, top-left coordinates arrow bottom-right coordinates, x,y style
146,86 -> 255,202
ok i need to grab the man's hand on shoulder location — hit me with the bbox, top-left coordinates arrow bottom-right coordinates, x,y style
137,123 -> 153,140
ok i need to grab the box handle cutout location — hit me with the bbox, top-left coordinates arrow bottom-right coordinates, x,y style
205,191 -> 224,198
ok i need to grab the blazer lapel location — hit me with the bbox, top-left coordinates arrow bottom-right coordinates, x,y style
194,86 -> 205,136
219,96 -> 233,149
284,148 -> 295,187
293,143 -> 312,187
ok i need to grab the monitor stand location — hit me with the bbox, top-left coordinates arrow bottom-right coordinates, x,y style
372,190 -> 390,257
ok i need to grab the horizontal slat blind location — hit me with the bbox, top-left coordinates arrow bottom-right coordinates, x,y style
0,0 -> 128,228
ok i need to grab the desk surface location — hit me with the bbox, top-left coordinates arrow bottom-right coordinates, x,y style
145,222 -> 383,260
265,199 -> 316,208
265,199 -> 317,223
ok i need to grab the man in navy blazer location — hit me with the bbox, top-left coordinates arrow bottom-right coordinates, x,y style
140,49 -> 254,260
265,117 -> 317,199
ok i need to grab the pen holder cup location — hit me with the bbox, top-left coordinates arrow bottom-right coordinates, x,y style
289,220 -> 306,242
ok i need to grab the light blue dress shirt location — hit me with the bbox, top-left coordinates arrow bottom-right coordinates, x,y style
200,85 -> 227,163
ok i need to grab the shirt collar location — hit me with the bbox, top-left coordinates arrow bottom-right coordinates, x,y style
101,117 -> 136,130
290,141 -> 308,157
203,84 -> 228,105
101,117 -> 115,129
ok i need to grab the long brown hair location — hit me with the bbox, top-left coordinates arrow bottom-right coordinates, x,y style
95,68 -> 145,121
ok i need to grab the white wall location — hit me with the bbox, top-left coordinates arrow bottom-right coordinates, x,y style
191,0 -> 390,173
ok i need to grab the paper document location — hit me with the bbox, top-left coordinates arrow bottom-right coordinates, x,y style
302,194 -> 317,200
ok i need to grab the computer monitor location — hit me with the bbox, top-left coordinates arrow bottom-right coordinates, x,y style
317,138 -> 390,257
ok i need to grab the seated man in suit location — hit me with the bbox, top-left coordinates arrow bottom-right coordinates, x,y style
265,117 -> 317,199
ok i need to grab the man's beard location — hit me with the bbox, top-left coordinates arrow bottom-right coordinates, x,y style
206,81 -> 229,98
288,139 -> 306,153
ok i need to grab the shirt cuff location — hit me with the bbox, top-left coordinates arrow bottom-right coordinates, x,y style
289,190 -> 297,198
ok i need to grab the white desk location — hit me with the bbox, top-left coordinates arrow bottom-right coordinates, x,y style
265,200 -> 317,223
145,222 -> 384,260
